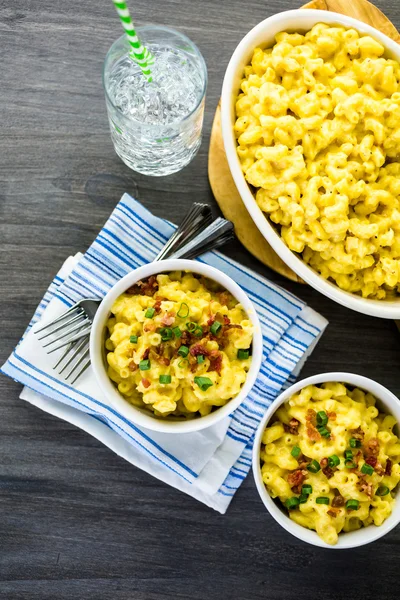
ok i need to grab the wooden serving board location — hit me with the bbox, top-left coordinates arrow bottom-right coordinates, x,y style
208,0 -> 400,282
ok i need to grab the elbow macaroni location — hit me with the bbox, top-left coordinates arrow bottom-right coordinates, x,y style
260,383 -> 400,545
235,23 -> 400,300
105,271 -> 253,419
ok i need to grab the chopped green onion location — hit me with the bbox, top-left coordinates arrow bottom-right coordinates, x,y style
316,411 -> 328,426
307,460 -> 321,473
197,355 -> 205,364
350,438 -> 361,448
178,345 -> 189,358
376,486 -> 390,497
186,322 -> 197,333
316,497 -> 330,505
194,376 -> 213,391
328,455 -> 340,468
302,484 -> 312,495
145,307 -> 155,319
194,325 -> 203,337
177,303 -> 189,318
361,463 -> 374,475
291,446 -> 301,458
129,335 -> 138,344
139,359 -> 150,371
173,327 -> 182,338
160,327 -> 173,341
345,459 -> 357,469
285,497 -> 300,510
237,349 -> 250,360
317,425 -> 330,438
345,450 -> 353,460
299,494 -> 308,504
210,321 -> 222,335
178,359 -> 188,368
159,374 -> 171,384
346,499 -> 359,511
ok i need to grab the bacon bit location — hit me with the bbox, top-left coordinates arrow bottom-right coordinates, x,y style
153,343 -> 164,356
287,469 -> 307,491
359,481 -> 373,498
126,275 -> 158,296
158,357 -> 170,366
128,361 -> 137,372
141,378 -> 151,388
320,457 -> 336,478
385,459 -> 393,476
298,458 -> 310,469
208,352 -> 223,375
180,331 -> 192,346
209,349 -> 220,357
327,411 -> 336,421
375,462 -> 385,476
306,423 -> 321,441
327,509 -> 338,518
153,296 -> 165,314
350,426 -> 364,441
125,284 -> 140,295
323,466 -> 335,479
188,355 -> 198,372
365,456 -> 378,468
161,311 -> 175,326
208,312 -> 240,345
143,323 -> 156,332
306,409 -> 317,425
364,438 -> 380,456
332,494 -> 345,508
142,348 -> 150,360
190,344 -> 210,357
208,312 -> 230,326
218,291 -> 230,306
283,418 -> 300,435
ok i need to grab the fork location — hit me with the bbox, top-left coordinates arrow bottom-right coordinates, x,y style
34,207 -> 235,384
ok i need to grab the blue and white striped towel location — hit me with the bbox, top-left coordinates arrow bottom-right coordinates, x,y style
1,194 -> 328,513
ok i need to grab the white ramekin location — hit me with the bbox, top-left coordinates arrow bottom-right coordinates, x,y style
252,372 -> 400,549
221,9 -> 400,319
90,259 -> 262,433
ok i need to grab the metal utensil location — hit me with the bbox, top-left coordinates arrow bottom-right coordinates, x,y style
155,202 -> 212,261
168,217 -> 234,259
34,209 -> 235,384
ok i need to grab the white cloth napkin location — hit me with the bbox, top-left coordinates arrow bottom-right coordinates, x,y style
1,194 -> 328,513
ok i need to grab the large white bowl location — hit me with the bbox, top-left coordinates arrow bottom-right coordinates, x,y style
252,372 -> 400,549
221,9 -> 400,319
90,259 -> 262,433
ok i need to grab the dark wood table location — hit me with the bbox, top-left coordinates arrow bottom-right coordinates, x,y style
2,1 -> 400,598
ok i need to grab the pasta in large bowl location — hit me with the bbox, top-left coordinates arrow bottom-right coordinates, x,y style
90,259 -> 262,433
221,9 -> 400,318
252,372 -> 400,548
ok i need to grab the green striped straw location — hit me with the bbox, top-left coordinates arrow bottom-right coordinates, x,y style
112,0 -> 155,82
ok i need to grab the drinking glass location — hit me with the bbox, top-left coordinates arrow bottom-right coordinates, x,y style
103,25 -> 207,176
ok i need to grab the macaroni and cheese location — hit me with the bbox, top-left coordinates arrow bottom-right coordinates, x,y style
105,271 -> 253,419
235,23 -> 400,300
260,383 -> 400,545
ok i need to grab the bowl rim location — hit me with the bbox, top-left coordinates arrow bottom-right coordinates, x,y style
221,9 -> 400,319
89,258 -> 263,433
252,371 -> 400,549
